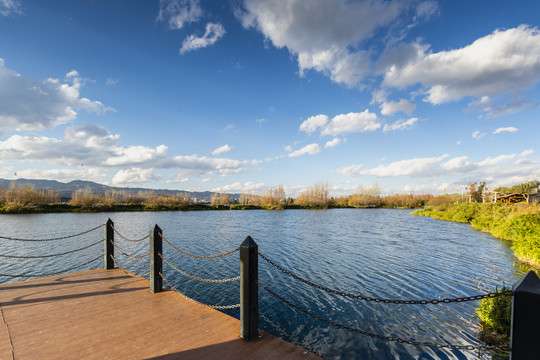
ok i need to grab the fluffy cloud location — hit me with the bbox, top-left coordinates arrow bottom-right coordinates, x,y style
180,22 -> 226,54
380,99 -> 416,116
0,124 -> 256,181
337,152 -> 538,184
300,111 -> 380,136
383,117 -> 418,132
0,60 -> 112,134
212,181 -> 265,193
324,138 -> 342,148
342,154 -> 450,177
472,130 -> 486,140
112,168 -> 161,185
383,25 -> 540,115
493,127 -> 518,134
211,144 -> 233,156
288,143 -> 321,158
321,111 -> 380,136
299,114 -> 329,135
237,0 -> 405,87
0,0 -> 21,16
520,149 -> 534,157
157,0 -> 202,29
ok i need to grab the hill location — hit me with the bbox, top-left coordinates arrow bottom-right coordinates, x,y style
0,178 -> 237,202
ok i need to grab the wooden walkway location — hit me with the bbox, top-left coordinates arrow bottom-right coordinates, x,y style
0,269 -> 321,360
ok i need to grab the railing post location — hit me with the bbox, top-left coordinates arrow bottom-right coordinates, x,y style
240,236 -> 258,340
104,218 -> 114,269
150,224 -> 163,293
510,271 -> 540,359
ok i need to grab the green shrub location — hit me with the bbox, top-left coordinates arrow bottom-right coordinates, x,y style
476,287 -> 511,358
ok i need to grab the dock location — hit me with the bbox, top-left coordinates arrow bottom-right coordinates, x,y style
0,269 -> 321,359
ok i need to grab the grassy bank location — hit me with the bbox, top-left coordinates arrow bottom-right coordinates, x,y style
413,203 -> 540,268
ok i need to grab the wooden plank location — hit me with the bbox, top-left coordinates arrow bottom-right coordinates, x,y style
0,269 -> 322,360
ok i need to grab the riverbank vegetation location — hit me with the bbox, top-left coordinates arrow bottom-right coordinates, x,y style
413,203 -> 540,268
475,286 -> 512,357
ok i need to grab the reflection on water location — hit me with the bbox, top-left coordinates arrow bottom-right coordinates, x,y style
0,209 -> 524,359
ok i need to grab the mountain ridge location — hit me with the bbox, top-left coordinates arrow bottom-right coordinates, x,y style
0,178 -> 238,202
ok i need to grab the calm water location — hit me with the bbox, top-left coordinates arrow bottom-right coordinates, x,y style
0,209 -> 526,359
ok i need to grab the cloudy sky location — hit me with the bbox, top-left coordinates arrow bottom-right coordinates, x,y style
1,0 -> 539,196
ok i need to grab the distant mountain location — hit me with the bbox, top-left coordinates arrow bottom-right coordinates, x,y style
0,178 -> 238,202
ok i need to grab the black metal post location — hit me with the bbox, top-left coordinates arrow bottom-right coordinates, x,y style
240,236 -> 258,340
510,271 -> 540,359
104,218 -> 114,269
150,224 -> 163,293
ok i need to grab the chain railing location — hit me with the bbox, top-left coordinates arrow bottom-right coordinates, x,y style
0,239 -> 102,259
0,254 -> 102,278
160,272 -> 240,309
111,225 -> 150,242
160,234 -> 239,259
109,240 -> 150,259
159,253 -> 240,283
0,223 -> 104,242
258,251 -> 512,304
109,254 -> 150,278
257,281 -> 508,352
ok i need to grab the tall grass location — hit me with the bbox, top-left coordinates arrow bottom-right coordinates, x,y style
0,184 -> 60,210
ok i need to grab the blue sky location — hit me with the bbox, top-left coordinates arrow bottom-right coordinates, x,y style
1,0 -> 539,196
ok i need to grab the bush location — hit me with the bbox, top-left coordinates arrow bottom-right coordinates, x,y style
476,287 -> 512,358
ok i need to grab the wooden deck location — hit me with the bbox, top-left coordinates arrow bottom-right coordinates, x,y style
0,269 -> 321,360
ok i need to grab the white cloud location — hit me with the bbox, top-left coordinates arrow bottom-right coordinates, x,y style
106,78 -> 119,86
321,111 -> 380,136
288,143 -> 321,158
472,130 -> 486,140
383,25 -> 540,115
380,99 -> 416,116
353,154 -> 449,177
212,181 -> 265,193
112,168 -> 161,186
324,138 -> 342,148
0,124 -> 257,178
157,0 -> 202,30
211,144 -> 233,155
3,168 -> 106,183
520,149 -> 534,157
300,111 -> 380,136
237,0 -> 404,87
180,22 -> 226,54
299,114 -> 328,135
478,154 -> 516,167
0,0 -> 21,16
493,126 -> 518,134
0,60 -> 112,134
383,117 -> 418,132
256,118 -> 266,124
223,124 -> 236,131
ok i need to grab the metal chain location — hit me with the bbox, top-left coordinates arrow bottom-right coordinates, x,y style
0,254 -> 102,278
161,235 -> 239,259
257,310 -> 328,359
0,239 -> 103,259
258,252 -> 513,304
0,223 -> 104,242
159,272 -> 240,309
111,225 -> 151,242
109,254 -> 150,278
109,240 -> 150,259
159,253 -> 240,283
257,281 -> 509,352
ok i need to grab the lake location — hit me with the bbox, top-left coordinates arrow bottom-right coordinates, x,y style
0,209 -> 525,359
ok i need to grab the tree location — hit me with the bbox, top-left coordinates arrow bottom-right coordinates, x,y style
467,181 -> 486,203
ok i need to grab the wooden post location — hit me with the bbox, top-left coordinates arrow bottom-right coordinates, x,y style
240,236 -> 258,340
104,218 -> 114,269
510,271 -> 540,359
150,224 -> 163,293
